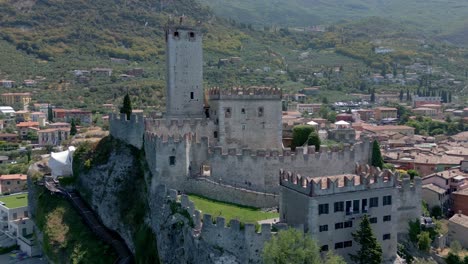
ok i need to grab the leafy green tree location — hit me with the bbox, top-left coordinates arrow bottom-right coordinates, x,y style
431,206 -> 442,218
407,169 -> 419,180
371,140 -> 384,169
399,89 -> 404,102
370,88 -> 375,103
263,228 -> 345,264
120,93 -> 132,120
450,241 -> 462,255
417,231 -> 431,252
307,131 -> 321,151
446,252 -> 461,264
292,125 -> 315,150
349,215 -> 382,264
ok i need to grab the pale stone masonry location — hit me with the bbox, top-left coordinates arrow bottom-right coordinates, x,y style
279,164 -> 421,263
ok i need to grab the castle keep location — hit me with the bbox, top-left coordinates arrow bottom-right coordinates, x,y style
109,25 -> 372,207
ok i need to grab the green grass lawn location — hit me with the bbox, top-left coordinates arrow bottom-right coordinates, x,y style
0,193 -> 28,209
188,194 -> 278,224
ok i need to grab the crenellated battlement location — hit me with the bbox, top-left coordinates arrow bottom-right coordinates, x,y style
208,86 -> 282,100
209,140 -> 367,160
145,117 -> 215,145
109,112 -> 145,149
279,163 -> 399,196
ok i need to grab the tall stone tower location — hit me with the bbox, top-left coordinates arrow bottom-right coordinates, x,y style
165,26 -> 204,118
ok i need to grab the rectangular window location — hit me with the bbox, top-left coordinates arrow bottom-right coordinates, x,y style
242,124 -> 246,130
335,222 -> 344,230
319,225 -> 328,232
383,215 -> 391,222
169,156 -> 176,166
383,234 -> 391,240
319,204 -> 329,215
190,92 -> 194,100
344,221 -> 353,228
370,197 -> 379,208
24,211 -> 28,217
258,107 -> 264,117
383,195 -> 392,206
346,201 -> 352,214
241,108 -> 245,114
353,200 -> 360,213
335,242 -> 344,249
334,201 -> 344,212
370,217 -> 377,224
362,199 -> 368,213
321,245 -> 329,252
344,241 -> 353,248
225,108 -> 232,118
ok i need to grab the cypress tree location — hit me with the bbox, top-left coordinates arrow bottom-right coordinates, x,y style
47,104 -> 53,122
370,88 -> 375,103
120,93 -> 132,120
371,140 -> 384,169
349,215 -> 383,264
399,89 -> 404,102
70,119 -> 77,136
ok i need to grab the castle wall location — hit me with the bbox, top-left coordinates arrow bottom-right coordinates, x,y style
396,177 -> 422,235
145,118 -> 216,146
208,141 -> 371,193
152,184 -> 274,263
184,178 -> 278,208
145,133 -> 190,189
165,27 -> 204,118
209,88 -> 282,150
109,113 -> 145,149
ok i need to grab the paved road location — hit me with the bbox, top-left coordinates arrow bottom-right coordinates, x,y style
0,253 -> 47,264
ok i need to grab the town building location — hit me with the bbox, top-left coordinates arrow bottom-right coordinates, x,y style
363,125 -> 415,137
0,93 -> 31,110
0,174 -> 27,194
374,107 -> 398,121
413,107 -> 438,117
0,193 -> 38,257
91,68 -> 113,77
52,109 -> 92,125
300,87 -> 320,96
296,104 -> 322,114
412,96 -> 442,108
37,128 -> 70,146
422,184 -> 449,212
16,122 -> 39,140
279,165 -> 421,262
0,133 -> 18,143
0,80 -> 15,88
448,213 -> 468,248
0,106 -> 15,117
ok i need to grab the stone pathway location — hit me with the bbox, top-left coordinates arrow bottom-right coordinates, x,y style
257,218 -> 280,225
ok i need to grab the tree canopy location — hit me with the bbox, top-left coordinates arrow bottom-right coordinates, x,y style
349,215 -> 382,264
371,140 -> 384,169
120,93 -> 133,120
70,119 -> 77,136
307,131 -> 321,151
263,228 -> 345,264
291,125 -> 315,150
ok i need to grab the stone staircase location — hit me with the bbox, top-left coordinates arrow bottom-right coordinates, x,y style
0,231 -> 16,248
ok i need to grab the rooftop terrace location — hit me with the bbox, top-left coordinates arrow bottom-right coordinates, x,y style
0,193 -> 28,209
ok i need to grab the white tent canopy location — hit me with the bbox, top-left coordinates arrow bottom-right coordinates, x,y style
334,120 -> 350,125
48,146 -> 76,178
306,121 -> 319,126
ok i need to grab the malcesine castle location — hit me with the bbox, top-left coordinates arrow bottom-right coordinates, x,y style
109,24 -> 421,262
110,25 -> 373,207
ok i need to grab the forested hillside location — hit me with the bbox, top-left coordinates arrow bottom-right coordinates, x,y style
198,0 -> 468,39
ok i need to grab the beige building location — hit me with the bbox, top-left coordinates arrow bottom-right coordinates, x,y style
363,125 -> 415,136
279,165 -> 421,262
422,183 -> 449,211
38,128 -> 70,146
448,214 -> 468,248
0,174 -> 27,194
413,107 -> 438,117
0,93 -> 31,110
374,107 -> 397,121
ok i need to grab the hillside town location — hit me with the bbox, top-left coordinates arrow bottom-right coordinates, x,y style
0,7 -> 467,264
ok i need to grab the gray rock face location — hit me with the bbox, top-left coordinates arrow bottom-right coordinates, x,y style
75,137 -> 242,264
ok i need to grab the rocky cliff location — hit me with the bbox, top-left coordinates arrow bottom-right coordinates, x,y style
72,136 -> 240,263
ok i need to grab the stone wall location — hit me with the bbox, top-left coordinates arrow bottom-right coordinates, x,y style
396,177 -> 422,235
109,113 -> 145,149
184,178 -> 278,208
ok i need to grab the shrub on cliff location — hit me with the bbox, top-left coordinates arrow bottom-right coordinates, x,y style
263,228 -> 345,264
120,93 -> 132,120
